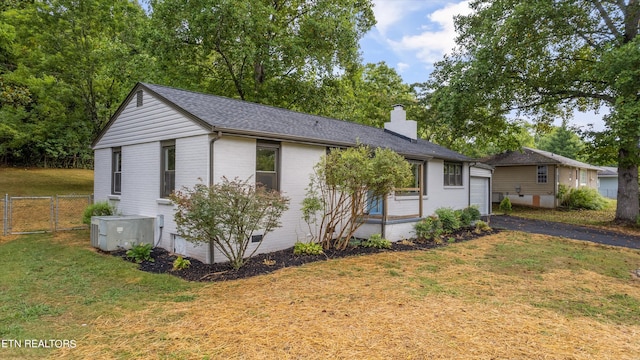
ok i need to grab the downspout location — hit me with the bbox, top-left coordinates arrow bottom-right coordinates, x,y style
208,131 -> 222,263
468,162 -> 475,208
553,165 -> 560,208
381,195 -> 388,239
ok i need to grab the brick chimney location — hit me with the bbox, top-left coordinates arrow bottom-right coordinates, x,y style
384,105 -> 417,141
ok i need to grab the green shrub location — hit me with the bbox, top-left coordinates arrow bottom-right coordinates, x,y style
414,215 -> 443,240
474,220 -> 491,233
499,197 -> 512,214
172,256 -> 191,271
455,209 -> 470,227
562,187 -> 607,210
557,184 -> 570,203
293,241 -> 324,255
463,206 -> 482,223
126,243 -> 154,263
361,234 -> 391,249
435,207 -> 461,233
82,201 -> 114,225
171,177 -> 290,270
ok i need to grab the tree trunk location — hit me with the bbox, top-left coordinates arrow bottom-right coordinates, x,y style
615,152 -> 639,223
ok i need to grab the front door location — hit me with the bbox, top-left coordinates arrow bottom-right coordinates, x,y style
367,192 -> 383,215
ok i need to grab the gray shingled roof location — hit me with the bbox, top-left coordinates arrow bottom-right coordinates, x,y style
598,166 -> 617,177
484,147 -> 600,170
139,83 -> 470,162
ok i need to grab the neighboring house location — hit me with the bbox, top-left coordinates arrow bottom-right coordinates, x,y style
92,83 -> 492,264
484,147 -> 600,208
597,166 -> 618,199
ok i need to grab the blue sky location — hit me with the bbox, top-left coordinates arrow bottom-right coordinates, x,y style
359,0 -> 607,131
359,0 -> 472,85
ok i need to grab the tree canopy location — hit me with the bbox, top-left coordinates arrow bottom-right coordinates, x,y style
536,120 -> 586,162
148,0 -> 375,111
0,0 -> 152,167
428,0 -> 640,222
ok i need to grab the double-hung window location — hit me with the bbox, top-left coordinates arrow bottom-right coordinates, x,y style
579,169 -> 587,185
256,142 -> 280,191
444,162 -> 462,186
112,148 -> 122,195
398,161 -> 426,195
161,141 -> 176,198
537,165 -> 548,184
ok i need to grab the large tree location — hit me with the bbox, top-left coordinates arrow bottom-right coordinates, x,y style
305,62 -> 418,126
148,0 -> 375,109
536,120 -> 587,161
0,0 -> 153,167
431,0 -> 640,222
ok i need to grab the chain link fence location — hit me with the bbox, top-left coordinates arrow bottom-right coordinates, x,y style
1,194 -> 93,235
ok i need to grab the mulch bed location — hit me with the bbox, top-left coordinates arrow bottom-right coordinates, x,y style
111,228 -> 500,282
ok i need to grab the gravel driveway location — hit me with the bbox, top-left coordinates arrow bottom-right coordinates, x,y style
489,215 -> 640,250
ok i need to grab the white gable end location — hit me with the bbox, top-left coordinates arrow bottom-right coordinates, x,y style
94,89 -> 209,149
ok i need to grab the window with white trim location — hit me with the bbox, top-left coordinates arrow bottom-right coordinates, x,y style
444,162 -> 462,186
161,141 -> 175,198
580,169 -> 587,185
537,165 -> 548,183
256,142 -> 280,191
112,148 -> 122,195
398,161 -> 426,195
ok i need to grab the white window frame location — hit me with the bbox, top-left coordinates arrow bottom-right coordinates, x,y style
256,142 -> 280,191
537,165 -> 548,184
444,162 -> 463,187
161,140 -> 176,198
112,148 -> 122,195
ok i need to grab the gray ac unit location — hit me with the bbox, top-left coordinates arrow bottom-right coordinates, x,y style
90,215 -> 155,251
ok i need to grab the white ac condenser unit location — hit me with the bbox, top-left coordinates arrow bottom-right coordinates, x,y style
90,215 -> 155,251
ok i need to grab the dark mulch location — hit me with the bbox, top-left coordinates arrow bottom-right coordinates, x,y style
110,228 -> 500,282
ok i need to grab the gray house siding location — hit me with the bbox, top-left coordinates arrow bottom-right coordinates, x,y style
94,89 -> 209,150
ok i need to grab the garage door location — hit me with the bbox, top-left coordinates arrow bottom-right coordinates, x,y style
470,177 -> 489,215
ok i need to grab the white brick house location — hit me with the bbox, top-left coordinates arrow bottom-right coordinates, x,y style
92,83 -> 492,264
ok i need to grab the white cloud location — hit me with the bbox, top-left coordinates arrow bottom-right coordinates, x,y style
371,0 -> 428,36
396,62 -> 410,73
390,1 -> 472,63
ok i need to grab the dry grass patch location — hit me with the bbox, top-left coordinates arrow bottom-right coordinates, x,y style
57,232 -> 640,360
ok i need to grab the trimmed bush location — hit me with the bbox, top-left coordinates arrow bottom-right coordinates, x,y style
414,215 -> 443,240
82,201 -> 114,225
463,206 -> 482,222
435,207 -> 461,233
499,197 -> 512,214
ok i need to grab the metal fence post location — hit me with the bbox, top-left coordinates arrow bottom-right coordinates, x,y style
50,196 -> 54,233
3,194 -> 7,236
